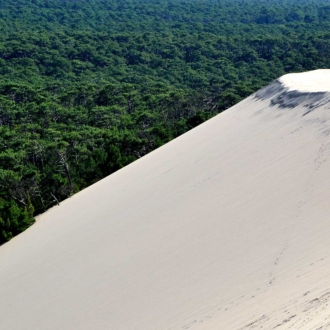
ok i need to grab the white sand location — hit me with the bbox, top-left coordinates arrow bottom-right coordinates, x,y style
2,70 -> 330,329
280,69 -> 330,92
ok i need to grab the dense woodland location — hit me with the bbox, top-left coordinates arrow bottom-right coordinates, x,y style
2,0 -> 330,243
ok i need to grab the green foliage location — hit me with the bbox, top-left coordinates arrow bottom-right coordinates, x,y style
1,0 -> 330,242
0,193 -> 34,244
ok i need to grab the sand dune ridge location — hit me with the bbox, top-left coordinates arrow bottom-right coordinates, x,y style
1,70 -> 330,329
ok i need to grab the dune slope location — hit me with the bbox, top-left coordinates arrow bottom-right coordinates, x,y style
2,70 -> 330,329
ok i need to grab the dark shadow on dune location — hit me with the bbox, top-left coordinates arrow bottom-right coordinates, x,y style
254,80 -> 285,100
271,90 -> 326,109
254,80 -> 330,115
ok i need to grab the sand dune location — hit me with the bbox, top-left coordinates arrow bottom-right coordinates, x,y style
2,70 -> 330,329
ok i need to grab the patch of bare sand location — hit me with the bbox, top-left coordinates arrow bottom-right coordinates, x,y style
280,69 -> 330,92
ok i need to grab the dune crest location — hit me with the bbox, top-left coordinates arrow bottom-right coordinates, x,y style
279,69 -> 330,92
1,70 -> 330,329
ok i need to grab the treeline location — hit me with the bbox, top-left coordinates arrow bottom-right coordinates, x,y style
2,0 -> 330,243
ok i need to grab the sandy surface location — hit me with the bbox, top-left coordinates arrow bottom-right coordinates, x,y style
2,70 -> 330,329
280,69 -> 330,92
